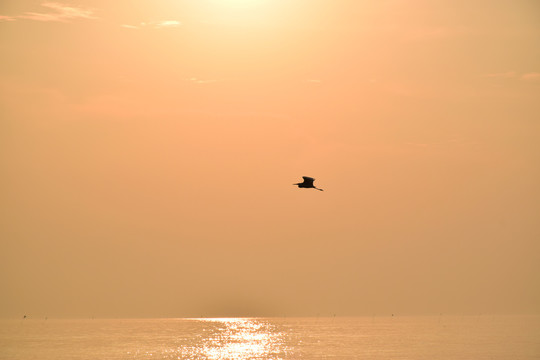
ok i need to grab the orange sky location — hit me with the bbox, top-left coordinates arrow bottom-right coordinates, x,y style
1,0 -> 539,318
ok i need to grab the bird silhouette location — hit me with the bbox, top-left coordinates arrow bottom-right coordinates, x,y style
293,176 -> 323,191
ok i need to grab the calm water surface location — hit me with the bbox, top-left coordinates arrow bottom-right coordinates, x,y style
1,316 -> 539,359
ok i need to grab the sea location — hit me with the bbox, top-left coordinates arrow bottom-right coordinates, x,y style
1,315 -> 539,359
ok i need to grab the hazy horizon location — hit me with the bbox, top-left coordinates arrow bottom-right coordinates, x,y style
1,0 -> 539,319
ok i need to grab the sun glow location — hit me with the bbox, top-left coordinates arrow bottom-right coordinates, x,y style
210,0 -> 268,8
202,0 -> 272,15
189,0 -> 278,26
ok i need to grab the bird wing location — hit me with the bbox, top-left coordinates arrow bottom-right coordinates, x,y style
302,176 -> 315,185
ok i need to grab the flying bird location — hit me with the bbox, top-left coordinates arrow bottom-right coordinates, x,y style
293,176 -> 323,191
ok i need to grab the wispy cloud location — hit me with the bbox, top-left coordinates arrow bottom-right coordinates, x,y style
483,71 -> 540,82
154,20 -> 181,28
404,138 -> 480,148
186,77 -> 226,84
0,15 -> 16,22
521,72 -> 540,81
483,71 -> 517,78
121,20 -> 181,30
6,2 -> 97,22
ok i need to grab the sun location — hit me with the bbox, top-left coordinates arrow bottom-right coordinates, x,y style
207,0 -> 268,9
218,0 -> 267,4
194,0 -> 274,24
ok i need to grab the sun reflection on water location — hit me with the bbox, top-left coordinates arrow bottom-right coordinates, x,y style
181,318 -> 289,359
